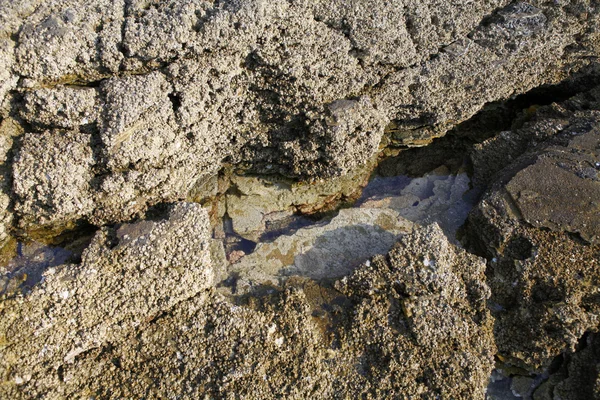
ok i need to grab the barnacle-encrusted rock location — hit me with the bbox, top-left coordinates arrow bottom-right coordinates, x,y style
0,0 -> 597,233
0,203 -> 214,395
0,223 -> 495,399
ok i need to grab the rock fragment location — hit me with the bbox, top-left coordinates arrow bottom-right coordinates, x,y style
12,130 -> 95,232
0,203 -> 214,395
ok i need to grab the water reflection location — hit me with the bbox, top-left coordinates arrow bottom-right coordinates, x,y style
0,241 -> 72,297
356,165 -> 478,243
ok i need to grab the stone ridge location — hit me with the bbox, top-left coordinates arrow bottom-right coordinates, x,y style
0,0 -> 598,235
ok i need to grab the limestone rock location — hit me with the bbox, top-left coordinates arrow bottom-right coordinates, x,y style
0,118 -> 22,245
226,163 -> 373,241
20,86 -> 101,130
335,223 -> 496,398
550,333 -> 600,400
14,0 -> 124,83
0,0 -> 597,233
0,224 -> 495,399
0,203 -> 214,395
530,333 -> 600,400
358,165 -> 473,242
12,130 -> 95,233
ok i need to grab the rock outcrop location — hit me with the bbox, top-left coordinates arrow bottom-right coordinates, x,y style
0,0 -> 598,236
0,222 -> 496,399
467,86 -> 600,370
0,203 -> 214,395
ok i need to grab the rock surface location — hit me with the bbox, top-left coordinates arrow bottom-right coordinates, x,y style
1,0 -> 600,397
0,203 -> 214,394
467,87 -> 600,370
225,163 -> 373,241
0,0 -> 598,236
229,207 -> 414,293
0,223 -> 495,399
358,164 -> 474,242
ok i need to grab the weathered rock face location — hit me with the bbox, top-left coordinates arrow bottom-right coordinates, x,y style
548,333 -> 600,400
0,203 -> 214,395
467,87 -> 600,370
225,163 -> 374,241
334,223 -> 496,399
0,222 -> 495,399
0,0 -> 598,237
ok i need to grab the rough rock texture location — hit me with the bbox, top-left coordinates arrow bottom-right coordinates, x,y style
0,223 -> 495,399
229,207 -> 414,293
549,333 -> 600,400
225,163 -> 373,241
529,333 -> 600,400
467,87 -> 600,370
0,117 -> 21,244
0,203 -> 214,394
13,130 -> 96,232
333,223 -> 496,398
0,0 -> 597,237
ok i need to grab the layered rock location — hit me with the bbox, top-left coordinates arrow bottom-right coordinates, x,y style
225,164 -> 373,241
0,0 -> 597,237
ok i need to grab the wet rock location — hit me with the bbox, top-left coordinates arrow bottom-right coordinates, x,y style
358,165 -> 474,242
0,241 -> 73,298
0,203 -> 214,394
229,208 -> 413,293
0,224 -> 495,399
467,92 -> 600,370
511,375 -> 535,399
226,163 -> 373,241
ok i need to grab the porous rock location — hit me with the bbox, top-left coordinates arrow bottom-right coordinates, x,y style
0,203 -> 214,395
1,223 -> 495,399
532,333 -> 600,400
467,89 -> 600,370
1,0 -> 598,233
12,130 -> 95,232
